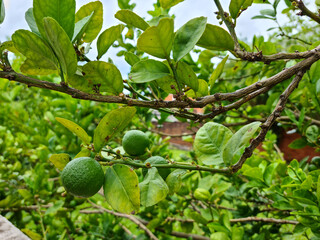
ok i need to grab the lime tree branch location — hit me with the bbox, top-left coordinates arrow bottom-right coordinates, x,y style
231,70 -> 306,173
294,0 -> 320,24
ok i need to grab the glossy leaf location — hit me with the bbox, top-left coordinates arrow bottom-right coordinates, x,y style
43,17 -> 77,78
129,59 -> 170,83
33,0 -> 75,40
159,0 -> 184,9
186,79 -> 208,98
197,24 -> 234,51
104,164 -> 140,214
72,12 -> 93,43
56,117 -> 91,145
223,122 -> 261,166
94,107 -> 136,152
194,122 -> 233,165
49,153 -> 70,171
75,1 -> 103,42
242,167 -> 264,182
82,61 -> 123,95
137,18 -> 174,59
209,55 -> 229,86
173,17 -> 207,62
0,0 -> 4,24
25,8 -> 40,36
176,61 -> 199,91
166,169 -> 187,195
97,24 -> 124,59
263,162 -> 278,186
229,0 -> 246,19
139,167 -> 169,207
115,10 -> 149,31
12,29 -> 58,74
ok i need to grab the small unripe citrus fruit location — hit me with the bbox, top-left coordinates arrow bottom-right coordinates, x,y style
61,157 -> 104,198
142,156 -> 171,180
122,130 -> 150,156
194,188 -> 211,201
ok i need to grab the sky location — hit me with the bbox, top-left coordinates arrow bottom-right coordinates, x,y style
0,0 -> 309,74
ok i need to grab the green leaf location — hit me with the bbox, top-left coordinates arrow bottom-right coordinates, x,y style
0,0 -> 5,24
75,1 -> 103,42
317,175 -> 320,207
22,229 -> 42,240
137,18 -> 174,59
94,107 -> 136,152
194,122 -> 233,165
306,125 -> 319,143
124,52 -> 140,66
74,148 -> 91,159
223,122 -> 261,166
45,200 -> 64,215
229,0 -> 246,19
186,79 -> 209,98
20,58 -> 58,75
82,61 -> 123,95
56,117 -> 91,145
25,8 -> 40,36
263,162 -> 278,186
166,169 -> 187,195
115,10 -> 149,31
197,24 -> 234,51
173,17 -> 207,62
97,24 -> 124,59
289,137 -> 308,149
242,167 -> 264,182
159,0 -> 184,9
140,168 -> 169,207
43,17 -> 78,78
49,153 -> 70,171
209,55 -> 229,86
33,0 -> 75,40
104,164 -> 140,214
129,59 -> 170,83
72,12 -> 94,43
176,61 -> 199,91
12,30 -> 58,74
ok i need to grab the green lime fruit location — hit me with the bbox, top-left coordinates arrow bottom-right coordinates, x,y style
142,156 -> 171,180
122,130 -> 150,156
61,157 -> 104,198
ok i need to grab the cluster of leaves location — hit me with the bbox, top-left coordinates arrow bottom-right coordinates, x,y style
0,0 -> 320,239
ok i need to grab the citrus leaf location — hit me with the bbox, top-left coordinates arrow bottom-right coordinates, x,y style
56,117 -> 91,145
94,107 -> 136,152
129,59 -> 170,83
173,17 -> 207,62
82,61 -> 123,95
159,0 -> 184,9
33,0 -> 75,40
197,24 -> 234,51
124,52 -> 140,66
115,10 -> 149,31
49,153 -> 70,171
72,12 -> 94,43
43,17 -> 77,78
97,24 -> 125,59
209,55 -> 229,86
12,30 -> 58,74
20,58 -> 58,75
22,229 -> 42,240
137,18 -> 174,59
176,61 -> 199,91
229,0 -> 246,19
317,175 -> 320,207
139,167 -> 169,207
194,122 -> 233,165
104,164 -> 140,214
186,79 -> 208,98
25,8 -> 40,36
0,0 -> 5,24
166,169 -> 187,195
223,121 -> 261,166
75,1 -> 103,42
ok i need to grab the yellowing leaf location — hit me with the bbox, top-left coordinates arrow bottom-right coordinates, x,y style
159,0 -> 184,9
137,18 -> 174,59
115,10 -> 149,31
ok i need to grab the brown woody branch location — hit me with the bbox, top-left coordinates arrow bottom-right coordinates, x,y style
231,70 -> 306,173
294,0 -> 320,24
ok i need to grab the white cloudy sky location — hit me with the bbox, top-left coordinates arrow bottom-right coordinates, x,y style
0,0 -> 314,73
